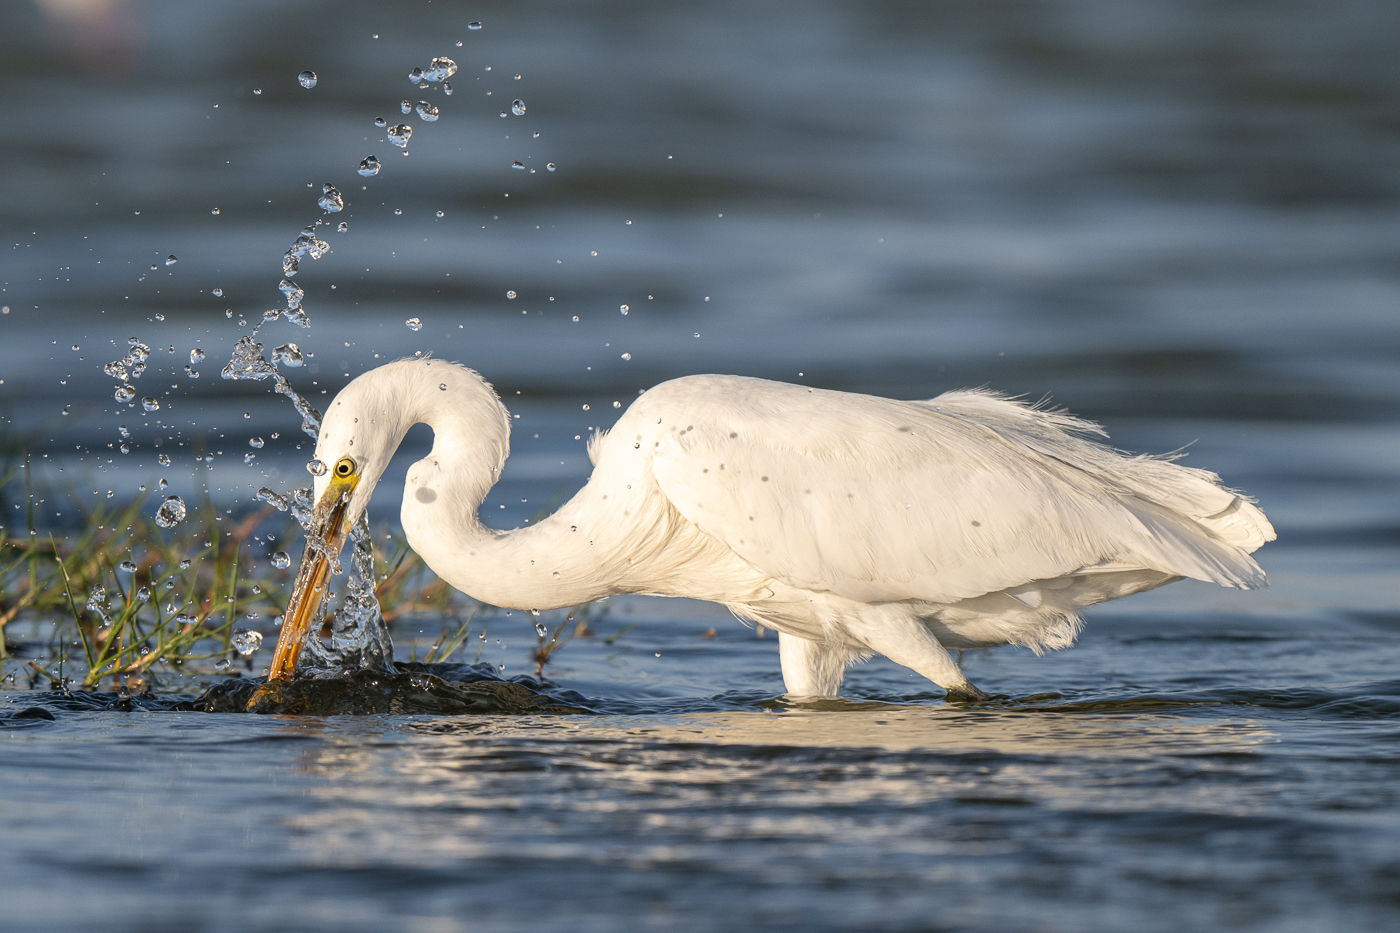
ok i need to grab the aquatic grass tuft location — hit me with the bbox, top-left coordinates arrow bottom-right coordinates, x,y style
0,490 -> 492,694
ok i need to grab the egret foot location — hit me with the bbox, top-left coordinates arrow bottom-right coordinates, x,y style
943,682 -> 991,702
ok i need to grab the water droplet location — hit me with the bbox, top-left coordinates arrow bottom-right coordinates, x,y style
114,385 -> 136,402
443,82 -> 453,96
439,383 -> 447,390
506,290 -> 517,299
136,586 -> 151,603
249,437 -> 265,449
118,425 -> 130,438
405,317 -> 422,331
297,70 -> 317,89
356,155 -> 382,178
510,161 -> 525,171
511,99 -> 526,116
231,628 -> 263,655
271,551 -> 291,569
119,443 -> 130,454
190,348 -> 205,363
253,88 -> 262,95
158,453 -> 172,466
165,255 -> 177,266
394,208 -> 403,215
142,397 -> 160,412
612,401 -> 622,409
582,404 -> 590,411
307,459 -> 328,476
214,658 -> 231,670
552,571 -> 562,580
620,304 -> 629,314
212,287 -> 223,297
415,100 -> 439,122
178,558 -> 192,570
150,263 -> 158,271
243,452 -> 256,464
401,99 -> 413,113
85,585 -> 107,612
373,116 -> 387,129
408,68 -> 424,85
154,495 -> 186,528
158,477 -> 168,489
387,124 -> 412,149
436,210 -> 444,218
621,352 -> 631,360
119,560 -> 137,573
272,343 -> 303,367
500,111 -> 508,119
468,21 -> 482,30
337,221 -> 348,233
546,163 -> 556,172
211,208 -> 220,215
317,182 -> 344,212
535,622 -> 548,637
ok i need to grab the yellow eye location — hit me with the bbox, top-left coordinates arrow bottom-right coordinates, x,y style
334,457 -> 356,478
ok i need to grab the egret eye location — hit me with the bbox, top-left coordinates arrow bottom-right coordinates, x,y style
334,457 -> 356,478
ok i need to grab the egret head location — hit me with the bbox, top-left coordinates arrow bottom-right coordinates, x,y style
263,357 -> 507,680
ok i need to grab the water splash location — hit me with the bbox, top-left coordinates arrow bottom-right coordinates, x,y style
317,183 -> 345,212
154,495 -> 186,528
231,629 -> 263,655
299,516 -> 396,676
222,337 -> 322,440
387,124 -> 412,152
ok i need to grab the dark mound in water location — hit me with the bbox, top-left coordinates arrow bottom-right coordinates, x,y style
193,667 -> 593,715
14,662 -> 593,717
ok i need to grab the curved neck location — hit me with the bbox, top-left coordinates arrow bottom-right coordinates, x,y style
396,363 -> 621,609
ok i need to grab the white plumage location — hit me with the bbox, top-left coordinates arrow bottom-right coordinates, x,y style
311,358 -> 1274,698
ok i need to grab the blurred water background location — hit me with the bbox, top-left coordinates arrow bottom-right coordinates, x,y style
2,1 -> 1399,931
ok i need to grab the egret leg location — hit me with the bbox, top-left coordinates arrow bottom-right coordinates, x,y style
778,632 -> 848,697
845,610 -> 988,700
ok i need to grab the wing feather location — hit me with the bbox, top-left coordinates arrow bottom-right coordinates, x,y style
644,378 -> 1271,605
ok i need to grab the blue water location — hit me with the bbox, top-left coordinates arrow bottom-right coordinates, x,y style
3,0 -> 1400,930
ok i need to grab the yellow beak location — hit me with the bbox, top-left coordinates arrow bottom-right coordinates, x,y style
263,473 -> 360,682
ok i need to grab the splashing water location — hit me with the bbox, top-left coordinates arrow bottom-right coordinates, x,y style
231,629 -> 263,655
223,337 -> 322,440
387,124 -> 412,151
299,515 -> 396,676
209,50 -> 483,685
317,183 -> 345,212
271,343 -> 304,367
154,495 -> 186,528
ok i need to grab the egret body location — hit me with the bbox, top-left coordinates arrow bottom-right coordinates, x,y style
269,357 -> 1274,698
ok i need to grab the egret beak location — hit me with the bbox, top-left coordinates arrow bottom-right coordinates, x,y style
264,471 -> 360,681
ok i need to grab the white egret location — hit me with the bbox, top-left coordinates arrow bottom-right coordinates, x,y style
264,357 -> 1274,699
